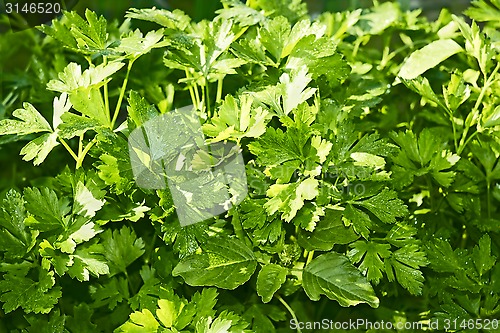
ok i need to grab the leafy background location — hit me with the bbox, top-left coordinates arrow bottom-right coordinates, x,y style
1,0 -> 500,332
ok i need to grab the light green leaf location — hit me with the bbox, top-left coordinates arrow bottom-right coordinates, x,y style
116,309 -> 159,332
484,105 -> 500,128
195,316 -> 233,333
172,237 -> 257,290
257,264 -> 288,303
216,0 -> 267,26
350,152 -> 385,170
156,299 -> 177,328
67,244 -> 110,281
74,181 -> 105,218
359,2 -> 399,35
68,9 -> 108,52
47,62 -> 125,93
115,29 -> 169,59
203,94 -> 271,143
302,252 -> 379,308
443,72 -> 471,112
20,132 -> 59,166
53,93 -> 72,129
0,103 -> 52,136
281,65 -> 316,115
58,113 -> 102,139
452,15 -> 493,76
260,16 -> 290,62
58,220 -> 100,254
265,177 -> 319,222
127,91 -> 159,130
126,8 -> 191,31
398,39 -> 463,80
311,136 -> 332,164
69,88 -> 109,126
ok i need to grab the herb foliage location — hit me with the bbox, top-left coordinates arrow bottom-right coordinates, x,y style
1,0 -> 500,331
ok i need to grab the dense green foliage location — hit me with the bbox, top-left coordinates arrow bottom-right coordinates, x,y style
1,0 -> 500,331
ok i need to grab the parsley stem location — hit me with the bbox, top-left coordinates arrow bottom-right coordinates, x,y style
194,84 -> 201,110
487,181 -> 492,219
103,56 -> 111,124
185,70 -> 202,110
451,116 -> 458,152
59,139 -> 78,162
78,135 -> 83,156
216,77 -> 223,104
457,62 -> 500,154
276,294 -> 302,333
111,59 -> 134,129
76,138 -> 97,169
205,83 -> 211,117
306,250 -> 315,266
185,69 -> 198,109
233,27 -> 249,43
187,82 -> 197,108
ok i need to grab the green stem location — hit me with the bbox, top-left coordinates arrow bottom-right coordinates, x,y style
75,138 -> 97,169
188,85 -> 197,109
451,116 -> 458,152
194,82 -> 201,110
216,77 -> 224,104
103,56 -> 111,124
185,69 -> 202,110
487,181 -> 491,219
205,82 -> 211,117
123,269 -> 137,296
111,59 -> 134,129
78,134 -> 84,156
426,175 -> 434,212
306,250 -> 315,266
59,139 -> 78,162
462,131 -> 478,152
185,70 -> 198,109
233,26 -> 249,43
457,62 -> 500,154
276,295 -> 302,333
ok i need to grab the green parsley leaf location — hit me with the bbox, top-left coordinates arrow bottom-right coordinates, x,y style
101,226 -> 145,276
172,237 -> 257,289
302,252 -> 379,308
0,103 -> 51,136
0,190 -> 37,259
398,39 -> 463,80
257,264 -> 288,303
0,264 -> 62,314
298,209 -> 359,251
348,240 -> 391,285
